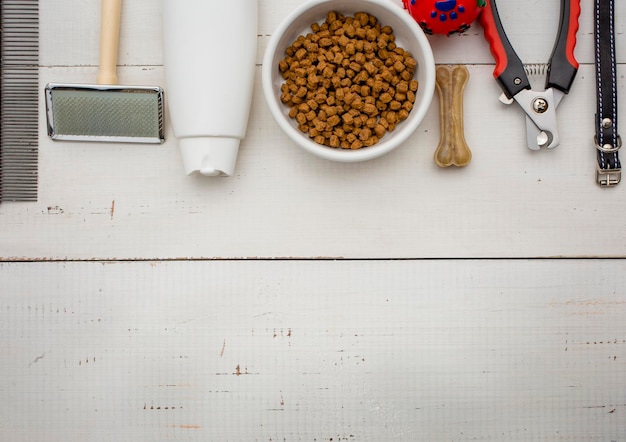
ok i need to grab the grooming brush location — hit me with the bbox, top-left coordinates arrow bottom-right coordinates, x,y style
45,0 -> 164,143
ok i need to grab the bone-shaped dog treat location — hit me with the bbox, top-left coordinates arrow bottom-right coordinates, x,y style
434,65 -> 472,167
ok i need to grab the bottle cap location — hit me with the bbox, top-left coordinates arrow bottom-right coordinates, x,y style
178,137 -> 240,176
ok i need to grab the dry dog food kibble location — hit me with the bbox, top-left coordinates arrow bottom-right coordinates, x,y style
278,11 -> 419,150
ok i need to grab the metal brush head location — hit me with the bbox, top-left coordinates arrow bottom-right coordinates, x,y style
45,83 -> 165,143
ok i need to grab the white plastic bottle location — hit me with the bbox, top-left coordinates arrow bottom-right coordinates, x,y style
162,0 -> 257,176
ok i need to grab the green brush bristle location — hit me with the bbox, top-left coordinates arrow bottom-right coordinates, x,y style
46,85 -> 164,143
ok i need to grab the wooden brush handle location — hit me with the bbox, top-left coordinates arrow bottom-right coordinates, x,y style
434,65 -> 472,167
97,0 -> 122,85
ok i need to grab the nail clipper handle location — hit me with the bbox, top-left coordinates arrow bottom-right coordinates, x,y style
546,0 -> 580,93
480,0 -> 530,100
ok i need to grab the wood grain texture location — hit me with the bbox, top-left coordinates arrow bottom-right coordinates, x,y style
1,64 -> 625,260
1,260 -> 625,441
1,0 -> 625,259
2,1 -> 626,440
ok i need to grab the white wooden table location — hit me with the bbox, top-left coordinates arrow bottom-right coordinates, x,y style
1,1 -> 625,440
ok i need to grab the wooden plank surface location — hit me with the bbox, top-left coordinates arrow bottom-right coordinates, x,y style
0,0 -> 625,260
1,0 -> 626,440
1,259 -> 625,441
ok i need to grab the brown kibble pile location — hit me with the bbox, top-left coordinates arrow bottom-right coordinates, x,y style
278,11 -> 419,150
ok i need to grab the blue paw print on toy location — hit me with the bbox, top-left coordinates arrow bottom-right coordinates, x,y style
432,1 -> 464,22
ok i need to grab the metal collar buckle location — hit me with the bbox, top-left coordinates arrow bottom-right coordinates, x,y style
596,166 -> 621,187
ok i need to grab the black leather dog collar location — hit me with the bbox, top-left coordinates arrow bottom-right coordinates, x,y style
594,0 -> 621,186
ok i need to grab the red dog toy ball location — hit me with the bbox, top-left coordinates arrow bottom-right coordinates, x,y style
403,0 -> 485,36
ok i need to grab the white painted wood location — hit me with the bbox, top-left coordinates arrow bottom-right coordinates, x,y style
1,260 -> 624,441
4,0 -> 625,260
2,1 -> 626,439
38,0 -> 626,67
2,63 -> 626,259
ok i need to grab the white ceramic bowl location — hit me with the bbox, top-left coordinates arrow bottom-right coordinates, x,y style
262,0 -> 435,162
